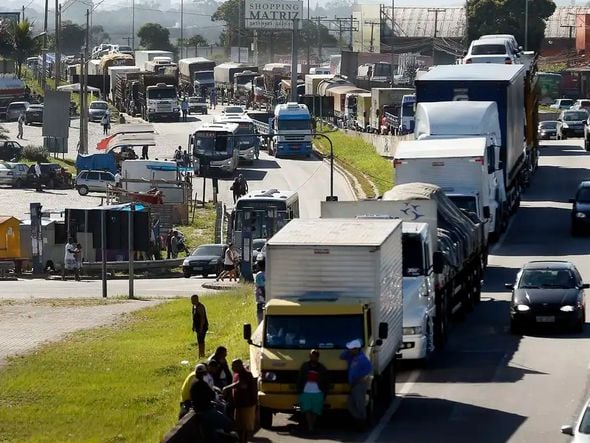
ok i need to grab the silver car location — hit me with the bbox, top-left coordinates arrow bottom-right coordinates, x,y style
0,162 -> 28,187
88,101 -> 109,122
6,101 -> 30,121
562,398 -> 590,442
75,170 -> 115,195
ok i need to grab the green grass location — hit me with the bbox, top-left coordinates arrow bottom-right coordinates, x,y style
20,157 -> 76,174
0,286 -> 256,442
181,203 -> 218,251
314,127 -> 395,198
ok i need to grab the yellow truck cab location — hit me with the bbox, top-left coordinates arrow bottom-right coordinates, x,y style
243,218 -> 404,428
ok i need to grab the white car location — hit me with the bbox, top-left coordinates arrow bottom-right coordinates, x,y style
561,398 -> 590,442
464,38 -> 519,65
551,98 -> 575,110
571,99 -> 590,111
223,106 -> 245,115
479,34 -> 521,55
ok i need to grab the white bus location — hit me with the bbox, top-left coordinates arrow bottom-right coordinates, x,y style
190,123 -> 240,175
214,114 -> 260,163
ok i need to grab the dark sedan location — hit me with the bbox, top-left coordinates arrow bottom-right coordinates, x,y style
537,120 -> 557,140
506,260 -> 588,333
571,181 -> 590,235
25,104 -> 44,125
182,243 -> 226,278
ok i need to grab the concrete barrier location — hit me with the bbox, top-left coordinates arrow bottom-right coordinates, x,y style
341,129 -> 413,158
161,410 -> 203,443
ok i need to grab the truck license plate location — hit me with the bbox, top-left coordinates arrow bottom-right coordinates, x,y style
536,316 -> 555,323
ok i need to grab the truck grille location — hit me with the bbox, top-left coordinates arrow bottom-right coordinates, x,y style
267,370 -> 348,385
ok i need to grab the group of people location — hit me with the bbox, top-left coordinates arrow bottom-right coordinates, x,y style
230,174 -> 249,203
185,295 -> 256,443
166,228 -> 190,259
174,146 -> 192,168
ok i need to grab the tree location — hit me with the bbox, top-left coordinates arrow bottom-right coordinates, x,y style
0,20 -> 40,77
91,25 -> 110,47
58,21 -> 85,55
180,34 -> 208,53
137,23 -> 175,51
466,0 -> 555,52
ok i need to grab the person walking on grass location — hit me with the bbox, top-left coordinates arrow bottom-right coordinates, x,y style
297,349 -> 329,434
191,294 -> 209,358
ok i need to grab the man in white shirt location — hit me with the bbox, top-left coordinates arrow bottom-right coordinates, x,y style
216,243 -> 237,282
63,238 -> 79,281
114,170 -> 122,187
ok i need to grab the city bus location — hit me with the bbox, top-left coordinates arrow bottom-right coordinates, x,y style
214,114 -> 259,164
190,123 -> 240,175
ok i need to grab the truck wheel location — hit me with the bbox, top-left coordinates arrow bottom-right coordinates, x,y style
377,361 -> 395,410
366,383 -> 376,427
434,293 -> 449,349
259,407 -> 273,429
14,178 -> 23,188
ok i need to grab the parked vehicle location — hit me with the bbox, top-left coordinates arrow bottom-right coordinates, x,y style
190,123 -> 240,175
0,162 -> 28,187
557,110 -> 588,140
243,218 -> 403,428
0,140 -> 22,161
214,114 -> 259,163
570,181 -> 590,235
478,34 -> 521,56
187,96 -> 207,115
464,38 -> 518,64
269,102 -> 313,158
0,75 -> 26,120
6,101 -> 30,121
550,98 -> 574,110
182,243 -> 225,278
506,261 -> 588,333
570,99 -> 590,111
133,50 -> 174,70
561,397 -> 590,441
178,57 -> 216,96
25,163 -> 73,189
415,64 -> 534,216
75,170 -> 116,195
369,88 -> 414,133
538,121 -> 558,140
88,101 -> 109,122
24,104 -> 44,125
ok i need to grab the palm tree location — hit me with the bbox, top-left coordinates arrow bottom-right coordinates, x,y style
7,20 -> 40,77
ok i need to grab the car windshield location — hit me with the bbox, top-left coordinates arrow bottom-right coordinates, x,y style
252,239 -> 266,251
277,119 -> 311,131
194,72 -> 212,81
579,407 -> 590,434
564,111 -> 587,121
194,134 -> 229,153
558,99 -> 573,107
518,269 -> 577,289
225,107 -> 243,114
90,102 -> 108,110
189,97 -> 203,103
402,101 -> 415,117
579,101 -> 590,108
539,121 -> 557,129
471,44 -> 506,55
577,187 -> 590,203
0,164 -> 10,171
9,104 -> 26,111
192,245 -> 223,256
264,314 -> 363,349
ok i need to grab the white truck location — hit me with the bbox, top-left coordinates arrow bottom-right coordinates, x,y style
321,201 -> 437,361
134,50 -> 174,69
414,101 -> 508,239
243,218 -> 403,427
107,66 -> 140,102
394,137 -> 501,243
144,57 -> 176,74
370,87 -> 414,133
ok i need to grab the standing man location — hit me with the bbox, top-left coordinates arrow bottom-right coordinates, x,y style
231,176 -> 241,204
181,97 -> 189,121
238,174 -> 248,198
101,112 -> 110,135
297,349 -> 329,433
141,145 -> 149,160
254,260 -> 266,325
224,359 -> 257,443
34,160 -> 43,192
170,230 -> 180,258
191,294 -> 209,358
340,339 -> 372,428
114,169 -> 122,187
62,237 -> 80,281
17,111 -> 25,139
210,88 -> 218,110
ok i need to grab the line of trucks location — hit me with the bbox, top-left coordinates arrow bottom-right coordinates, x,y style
241,60 -> 540,428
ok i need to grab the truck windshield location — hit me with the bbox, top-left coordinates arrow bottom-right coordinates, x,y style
564,111 -> 588,121
236,124 -> 256,147
448,195 -> 478,214
194,134 -> 229,153
402,102 -> 415,117
277,119 -> 311,131
194,72 -> 213,81
403,234 -> 425,276
264,314 -> 363,349
148,89 -> 177,100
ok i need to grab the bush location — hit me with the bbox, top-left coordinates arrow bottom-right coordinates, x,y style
21,144 -> 49,162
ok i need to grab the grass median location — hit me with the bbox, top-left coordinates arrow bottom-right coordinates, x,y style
0,287 -> 256,442
313,128 -> 394,198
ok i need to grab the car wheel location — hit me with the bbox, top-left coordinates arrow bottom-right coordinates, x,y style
575,315 -> 585,333
562,132 -> 567,140
183,270 -> 191,278
78,185 -> 89,196
14,178 -> 23,188
201,273 -> 208,278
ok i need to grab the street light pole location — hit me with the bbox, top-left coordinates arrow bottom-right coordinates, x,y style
41,0 -> 49,90
313,132 -> 335,200
131,0 -> 135,51
180,0 -> 184,58
524,0 -> 529,51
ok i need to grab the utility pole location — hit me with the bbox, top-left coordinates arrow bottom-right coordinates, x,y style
365,21 -> 380,53
290,18 -> 298,102
428,8 -> 445,63
349,14 -> 353,50
22,5 -> 25,21
123,36 -> 132,46
80,9 -> 90,154
307,0 -> 310,68
54,2 -> 61,88
389,1 -> 395,86
524,0 -> 529,51
237,0 -> 242,62
42,0 -> 49,90
561,23 -> 576,66
180,0 -> 184,59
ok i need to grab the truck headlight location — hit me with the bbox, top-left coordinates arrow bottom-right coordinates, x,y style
560,305 -> 575,312
402,326 -> 423,335
576,212 -> 587,218
262,371 -> 277,382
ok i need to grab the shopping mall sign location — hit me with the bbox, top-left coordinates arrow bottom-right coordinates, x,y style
244,0 -> 303,30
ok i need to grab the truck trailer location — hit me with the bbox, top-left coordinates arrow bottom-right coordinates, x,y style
244,218 -> 403,428
178,57 -> 216,96
370,87 -> 415,133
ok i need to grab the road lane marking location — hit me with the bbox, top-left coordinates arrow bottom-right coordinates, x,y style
365,368 -> 421,443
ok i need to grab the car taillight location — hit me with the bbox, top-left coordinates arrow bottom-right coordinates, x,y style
504,58 -> 512,64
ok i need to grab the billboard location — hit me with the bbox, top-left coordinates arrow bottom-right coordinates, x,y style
43,90 -> 71,139
244,0 -> 303,30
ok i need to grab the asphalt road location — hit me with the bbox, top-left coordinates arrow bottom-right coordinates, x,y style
255,138 -> 590,442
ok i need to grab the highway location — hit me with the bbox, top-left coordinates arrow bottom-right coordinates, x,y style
255,138 -> 590,442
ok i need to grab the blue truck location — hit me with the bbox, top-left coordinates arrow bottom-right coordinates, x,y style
270,102 -> 313,158
415,64 -> 529,214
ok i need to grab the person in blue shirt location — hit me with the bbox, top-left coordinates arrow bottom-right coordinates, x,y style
254,260 -> 266,325
340,339 -> 372,426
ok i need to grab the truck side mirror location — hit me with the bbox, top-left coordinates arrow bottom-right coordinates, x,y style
243,323 -> 252,341
433,251 -> 444,274
378,322 -> 388,340
483,206 -> 491,219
